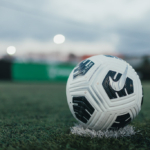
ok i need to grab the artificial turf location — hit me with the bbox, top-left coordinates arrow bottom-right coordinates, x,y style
0,82 -> 149,150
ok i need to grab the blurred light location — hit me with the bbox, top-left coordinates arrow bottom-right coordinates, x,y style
53,34 -> 65,44
7,46 -> 16,55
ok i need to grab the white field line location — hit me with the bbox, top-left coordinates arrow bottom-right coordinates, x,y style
70,124 -> 138,138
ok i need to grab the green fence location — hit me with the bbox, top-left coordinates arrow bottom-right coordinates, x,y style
12,62 -> 75,81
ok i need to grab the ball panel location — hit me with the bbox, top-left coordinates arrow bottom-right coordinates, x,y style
110,113 -> 131,130
73,59 -> 95,79
72,96 -> 95,124
141,87 -> 144,105
94,113 -> 115,130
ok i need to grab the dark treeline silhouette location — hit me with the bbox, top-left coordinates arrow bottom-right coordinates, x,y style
136,56 -> 150,80
0,60 -> 12,80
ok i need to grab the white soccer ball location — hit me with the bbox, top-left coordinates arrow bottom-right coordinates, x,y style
66,55 -> 143,130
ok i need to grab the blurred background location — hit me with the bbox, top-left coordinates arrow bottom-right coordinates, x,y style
0,0 -> 150,81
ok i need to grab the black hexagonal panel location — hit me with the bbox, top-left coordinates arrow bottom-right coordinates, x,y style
73,59 -> 94,79
102,70 -> 134,99
72,96 -> 94,123
110,113 -> 131,130
104,55 -> 122,60
141,87 -> 144,106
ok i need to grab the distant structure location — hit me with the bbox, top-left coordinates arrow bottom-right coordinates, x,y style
0,52 -> 150,80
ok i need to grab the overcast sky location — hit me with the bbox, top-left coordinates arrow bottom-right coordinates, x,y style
0,0 -> 150,56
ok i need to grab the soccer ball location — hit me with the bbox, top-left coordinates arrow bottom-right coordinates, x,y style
66,55 -> 143,130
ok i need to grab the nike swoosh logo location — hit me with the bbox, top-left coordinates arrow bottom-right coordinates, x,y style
109,65 -> 128,91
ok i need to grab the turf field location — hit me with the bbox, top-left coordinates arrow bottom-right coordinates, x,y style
0,82 -> 149,150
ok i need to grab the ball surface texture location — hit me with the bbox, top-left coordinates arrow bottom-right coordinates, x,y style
66,55 -> 143,130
